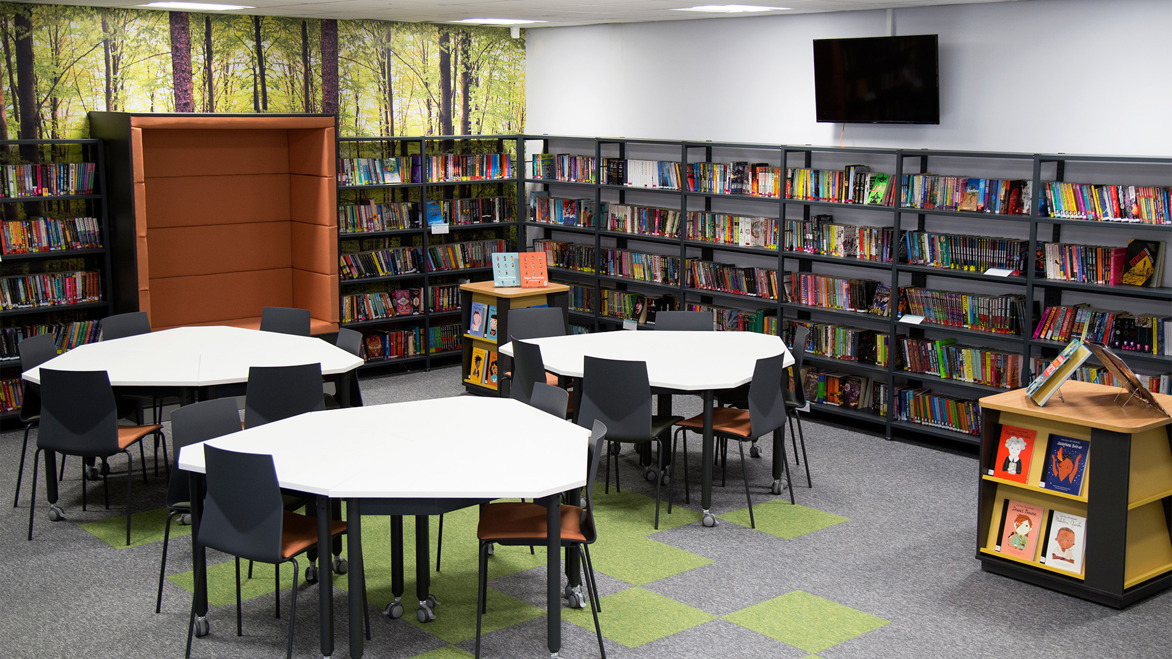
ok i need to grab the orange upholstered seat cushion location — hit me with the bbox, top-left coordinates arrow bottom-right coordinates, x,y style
279,511 -> 347,559
477,501 -> 587,543
118,424 -> 163,450
677,406 -> 752,437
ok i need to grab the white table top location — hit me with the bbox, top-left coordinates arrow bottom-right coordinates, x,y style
179,396 -> 589,500
501,330 -> 793,391
22,325 -> 363,387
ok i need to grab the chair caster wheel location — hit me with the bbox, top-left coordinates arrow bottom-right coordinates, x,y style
85,466 -> 102,481
304,564 -> 318,584
644,468 -> 658,483
566,586 -> 587,609
608,443 -> 621,456
425,594 -> 439,609
332,556 -> 348,574
193,615 -> 210,637
770,478 -> 785,495
48,505 -> 65,522
750,445 -> 761,459
383,598 -> 404,619
416,602 -> 436,623
179,513 -> 192,526
486,543 -> 494,556
701,511 -> 717,528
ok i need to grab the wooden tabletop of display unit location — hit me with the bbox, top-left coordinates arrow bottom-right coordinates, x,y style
458,280 -> 570,298
980,380 -> 1172,434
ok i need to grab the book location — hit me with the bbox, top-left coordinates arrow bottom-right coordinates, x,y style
1119,239 -> 1164,287
492,252 -> 520,287
468,301 -> 487,336
996,498 -> 1045,561
425,200 -> 446,229
958,179 -> 979,212
991,424 -> 1036,484
392,289 -> 413,316
1024,338 -> 1092,406
866,174 -> 890,205
1040,510 -> 1087,574
519,251 -> 549,288
1042,434 -> 1089,496
484,304 -> 499,341
469,346 -> 488,382
483,351 -> 498,385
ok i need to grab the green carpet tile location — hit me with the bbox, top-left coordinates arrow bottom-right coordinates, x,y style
564,587 -> 714,648
82,506 -> 191,548
717,499 -> 849,539
722,590 -> 889,654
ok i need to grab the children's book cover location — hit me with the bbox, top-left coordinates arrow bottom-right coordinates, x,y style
469,346 -> 488,383
468,301 -> 487,336
483,351 -> 498,385
992,425 -> 1037,483
997,498 -> 1045,561
484,305 -> 499,341
1042,434 -> 1090,496
1040,510 -> 1087,574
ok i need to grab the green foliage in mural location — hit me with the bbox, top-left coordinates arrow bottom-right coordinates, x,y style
0,3 -> 526,139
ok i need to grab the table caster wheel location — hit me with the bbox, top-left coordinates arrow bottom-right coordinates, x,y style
770,478 -> 785,496
193,615 -> 210,637
566,586 -> 587,609
179,513 -> 192,526
383,598 -> 404,619
750,444 -> 761,459
425,594 -> 439,609
305,564 -> 318,584
332,556 -> 348,574
644,467 -> 658,483
48,505 -> 65,522
416,602 -> 436,623
701,511 -> 718,528
608,443 -> 621,456
85,466 -> 102,481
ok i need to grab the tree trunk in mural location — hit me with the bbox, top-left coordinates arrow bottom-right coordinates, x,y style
102,11 -> 113,110
458,30 -> 472,135
301,20 -> 311,112
204,15 -> 213,112
169,12 -> 194,112
438,30 -> 452,135
253,15 -> 267,111
321,19 -> 337,115
14,6 -> 38,141
379,26 -> 394,136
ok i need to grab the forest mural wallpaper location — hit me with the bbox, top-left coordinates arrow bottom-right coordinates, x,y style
0,2 -> 527,141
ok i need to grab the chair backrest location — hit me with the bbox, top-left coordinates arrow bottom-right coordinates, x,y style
789,324 -> 810,406
260,306 -> 311,336
100,311 -> 151,341
167,398 -> 243,507
747,354 -> 789,438
36,368 -> 119,455
653,310 -> 712,331
507,306 -> 567,342
580,420 -> 608,542
335,327 -> 363,357
199,445 -> 285,563
244,363 -> 325,429
509,340 -> 547,406
529,382 -> 569,418
18,333 -> 58,423
576,356 -> 651,442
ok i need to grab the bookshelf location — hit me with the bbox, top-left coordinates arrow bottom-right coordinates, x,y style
977,381 -> 1172,607
522,135 -> 1172,446
336,135 -> 524,371
1,138 -> 112,422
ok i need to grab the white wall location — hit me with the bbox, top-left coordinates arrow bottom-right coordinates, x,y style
525,0 -> 1172,156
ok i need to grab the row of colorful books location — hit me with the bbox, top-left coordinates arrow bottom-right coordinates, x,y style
529,194 -> 595,228
0,270 -> 102,310
783,216 -> 892,262
800,367 -> 880,412
607,203 -> 683,238
1040,181 -> 1170,224
466,301 -> 499,340
337,156 -> 421,186
785,321 -> 885,365
1040,238 -> 1165,286
892,385 -> 982,436
902,230 -> 1028,274
468,347 -> 498,387
531,153 -> 597,183
425,239 -> 506,272
361,326 -> 424,361
339,201 -> 418,234
688,213 -> 776,249
428,284 -> 461,314
567,284 -> 594,315
2,163 -> 97,198
994,499 -> 1086,575
599,289 -> 642,320
599,248 -> 681,285
424,196 -> 516,226
1032,304 -> 1170,355
787,166 -> 893,206
901,174 -> 1031,215
602,158 -> 682,189
426,153 -> 514,182
341,289 -> 423,323
532,239 -> 596,273
339,245 -> 423,280
898,337 -> 1024,389
0,378 -> 21,413
685,261 -> 780,300
1,322 -> 99,359
682,304 -> 772,333
901,287 -> 1024,335
1,217 -> 102,255
685,161 -> 782,197
1027,355 -> 1170,395
788,273 -> 879,313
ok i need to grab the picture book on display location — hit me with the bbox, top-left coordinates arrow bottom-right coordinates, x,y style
468,301 -> 487,336
1024,338 -> 1092,406
484,305 -> 498,341
1040,510 -> 1087,575
469,346 -> 488,383
519,251 -> 549,288
996,498 -> 1045,561
1119,238 -> 1165,288
492,252 -> 520,287
1041,434 -> 1090,496
991,425 -> 1037,483
483,351 -> 498,385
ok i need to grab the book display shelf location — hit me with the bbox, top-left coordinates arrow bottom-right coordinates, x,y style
977,381 -> 1172,607
336,135 -> 524,370
522,134 -> 1172,446
1,139 -> 112,422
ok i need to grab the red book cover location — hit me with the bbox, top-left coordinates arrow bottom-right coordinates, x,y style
519,251 -> 548,288
997,499 -> 1044,561
992,425 -> 1036,483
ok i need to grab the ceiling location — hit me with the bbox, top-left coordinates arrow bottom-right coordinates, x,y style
25,0 -> 1024,29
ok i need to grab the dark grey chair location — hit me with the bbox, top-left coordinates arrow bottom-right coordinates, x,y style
27,368 -> 163,545
99,311 -> 151,340
101,311 -> 172,474
653,310 -> 712,331
529,382 -> 570,419
326,328 -> 364,408
156,398 -> 242,613
12,333 -> 57,508
184,445 -> 349,659
475,420 -> 608,659
506,306 -> 567,342
671,354 -> 794,528
244,363 -> 326,429
260,306 -> 311,336
577,356 -> 682,529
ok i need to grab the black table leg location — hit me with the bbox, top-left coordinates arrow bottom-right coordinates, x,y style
415,515 -> 436,621
700,391 -> 717,527
317,495 -> 334,658
189,473 -> 209,634
348,499 -> 364,658
542,493 -> 561,656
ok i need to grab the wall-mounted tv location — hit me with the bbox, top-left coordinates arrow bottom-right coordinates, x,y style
813,34 -> 940,125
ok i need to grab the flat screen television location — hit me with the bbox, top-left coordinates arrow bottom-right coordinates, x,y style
813,34 -> 940,125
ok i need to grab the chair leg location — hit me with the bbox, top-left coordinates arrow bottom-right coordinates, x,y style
794,411 -> 811,487
475,542 -> 489,658
738,440 -> 755,529
583,544 -> 601,613
436,514 -> 444,572
653,439 -> 664,529
13,424 -> 33,507
235,557 -> 243,636
286,558 -> 298,659
185,570 -> 198,659
274,563 -> 281,619
667,429 -> 679,514
27,448 -> 42,541
579,544 -> 606,658
156,510 -> 180,613
789,412 -> 801,467
124,450 -> 134,546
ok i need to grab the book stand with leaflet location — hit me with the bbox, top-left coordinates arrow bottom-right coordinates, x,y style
978,380 -> 1172,607
1086,342 -> 1171,417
